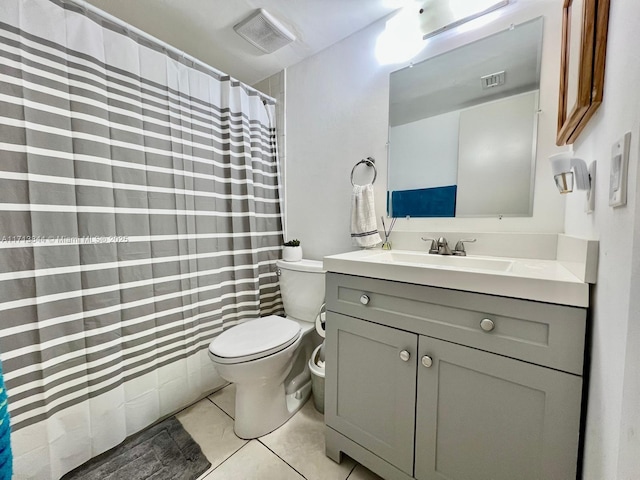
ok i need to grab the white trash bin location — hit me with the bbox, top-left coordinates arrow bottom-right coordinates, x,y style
309,343 -> 325,413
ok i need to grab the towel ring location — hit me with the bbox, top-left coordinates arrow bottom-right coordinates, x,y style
350,157 -> 377,186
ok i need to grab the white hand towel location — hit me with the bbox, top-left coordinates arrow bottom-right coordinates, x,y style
351,184 -> 382,248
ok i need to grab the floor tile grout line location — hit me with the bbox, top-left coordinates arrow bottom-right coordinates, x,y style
345,462 -> 358,479
203,396 -> 237,422
257,438 -> 309,479
181,390 -> 246,479
206,387 -> 307,478
200,440 -> 252,479
200,389 -> 358,480
197,389 -> 304,478
173,385 -> 225,418
195,463 -> 217,480
207,396 -> 236,421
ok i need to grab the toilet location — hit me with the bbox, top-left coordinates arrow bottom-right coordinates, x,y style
208,259 -> 325,439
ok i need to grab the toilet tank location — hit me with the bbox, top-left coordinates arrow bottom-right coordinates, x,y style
276,259 -> 325,322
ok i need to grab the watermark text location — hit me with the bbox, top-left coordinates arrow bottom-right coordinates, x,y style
1,235 -> 130,244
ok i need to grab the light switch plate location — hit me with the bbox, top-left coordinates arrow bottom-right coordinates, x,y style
585,162 -> 596,213
609,132 -> 631,207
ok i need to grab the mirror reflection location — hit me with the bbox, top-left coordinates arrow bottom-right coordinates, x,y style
387,17 -> 543,218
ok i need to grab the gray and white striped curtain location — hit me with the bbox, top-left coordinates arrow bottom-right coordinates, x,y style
0,0 -> 284,478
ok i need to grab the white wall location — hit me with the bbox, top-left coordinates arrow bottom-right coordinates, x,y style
457,91 -> 538,216
253,72 -> 288,238
389,111 -> 459,191
285,0 -> 565,260
559,1 -> 640,478
283,0 -> 640,478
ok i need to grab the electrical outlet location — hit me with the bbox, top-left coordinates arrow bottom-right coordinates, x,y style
609,132 -> 631,207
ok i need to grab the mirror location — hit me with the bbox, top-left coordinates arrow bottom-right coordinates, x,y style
387,17 -> 543,218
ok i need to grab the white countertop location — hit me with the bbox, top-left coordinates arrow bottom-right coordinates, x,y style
323,249 -> 590,307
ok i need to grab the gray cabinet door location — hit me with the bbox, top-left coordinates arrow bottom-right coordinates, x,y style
414,336 -> 583,480
325,312 -> 418,476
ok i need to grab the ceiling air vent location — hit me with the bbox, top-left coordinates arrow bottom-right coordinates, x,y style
233,9 -> 295,54
481,71 -> 506,89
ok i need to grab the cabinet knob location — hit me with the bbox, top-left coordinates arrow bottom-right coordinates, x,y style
399,350 -> 411,362
360,294 -> 370,305
480,318 -> 495,332
421,355 -> 433,368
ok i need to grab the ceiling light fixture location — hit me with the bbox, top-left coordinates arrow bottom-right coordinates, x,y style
421,0 -> 510,40
376,2 -> 428,65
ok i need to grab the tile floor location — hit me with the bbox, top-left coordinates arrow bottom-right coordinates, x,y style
176,384 -> 383,480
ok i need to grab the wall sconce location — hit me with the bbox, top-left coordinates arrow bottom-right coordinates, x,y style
549,152 -> 596,212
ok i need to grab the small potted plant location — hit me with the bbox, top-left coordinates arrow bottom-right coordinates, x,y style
282,239 -> 302,262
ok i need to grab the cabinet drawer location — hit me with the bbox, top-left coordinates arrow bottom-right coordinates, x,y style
326,273 -> 587,375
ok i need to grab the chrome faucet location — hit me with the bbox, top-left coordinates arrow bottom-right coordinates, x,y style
436,237 -> 452,255
421,236 -> 453,255
453,238 -> 477,256
421,237 -> 438,254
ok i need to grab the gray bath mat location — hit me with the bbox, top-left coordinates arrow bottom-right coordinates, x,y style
63,416 -> 211,480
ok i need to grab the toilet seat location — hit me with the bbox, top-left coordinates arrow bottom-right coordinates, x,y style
209,315 -> 301,364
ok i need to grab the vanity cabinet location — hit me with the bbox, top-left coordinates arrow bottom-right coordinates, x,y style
325,273 -> 587,480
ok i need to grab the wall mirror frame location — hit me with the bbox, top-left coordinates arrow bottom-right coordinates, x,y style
556,0 -> 610,145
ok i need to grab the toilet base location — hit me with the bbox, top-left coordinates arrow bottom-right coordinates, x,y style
234,377 -> 312,439
211,318 -> 322,439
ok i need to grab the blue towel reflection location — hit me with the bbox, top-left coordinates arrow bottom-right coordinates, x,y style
391,185 -> 457,217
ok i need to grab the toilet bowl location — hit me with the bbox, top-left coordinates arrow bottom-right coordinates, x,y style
208,259 -> 325,439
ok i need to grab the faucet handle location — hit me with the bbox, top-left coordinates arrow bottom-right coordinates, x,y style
453,238 -> 476,256
421,237 -> 438,254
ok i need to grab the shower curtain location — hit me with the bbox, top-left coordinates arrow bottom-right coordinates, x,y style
0,0 -> 284,478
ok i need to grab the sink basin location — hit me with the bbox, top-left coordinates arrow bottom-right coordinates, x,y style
323,247 -> 591,307
368,251 -> 514,272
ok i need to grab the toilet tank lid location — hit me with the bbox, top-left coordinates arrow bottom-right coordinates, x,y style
276,259 -> 325,273
209,315 -> 301,360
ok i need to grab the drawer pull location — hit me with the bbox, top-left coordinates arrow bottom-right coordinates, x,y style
421,355 -> 433,368
400,350 -> 411,362
480,318 -> 495,332
360,294 -> 370,305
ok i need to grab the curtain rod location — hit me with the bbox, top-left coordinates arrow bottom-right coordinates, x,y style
59,0 -> 276,103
